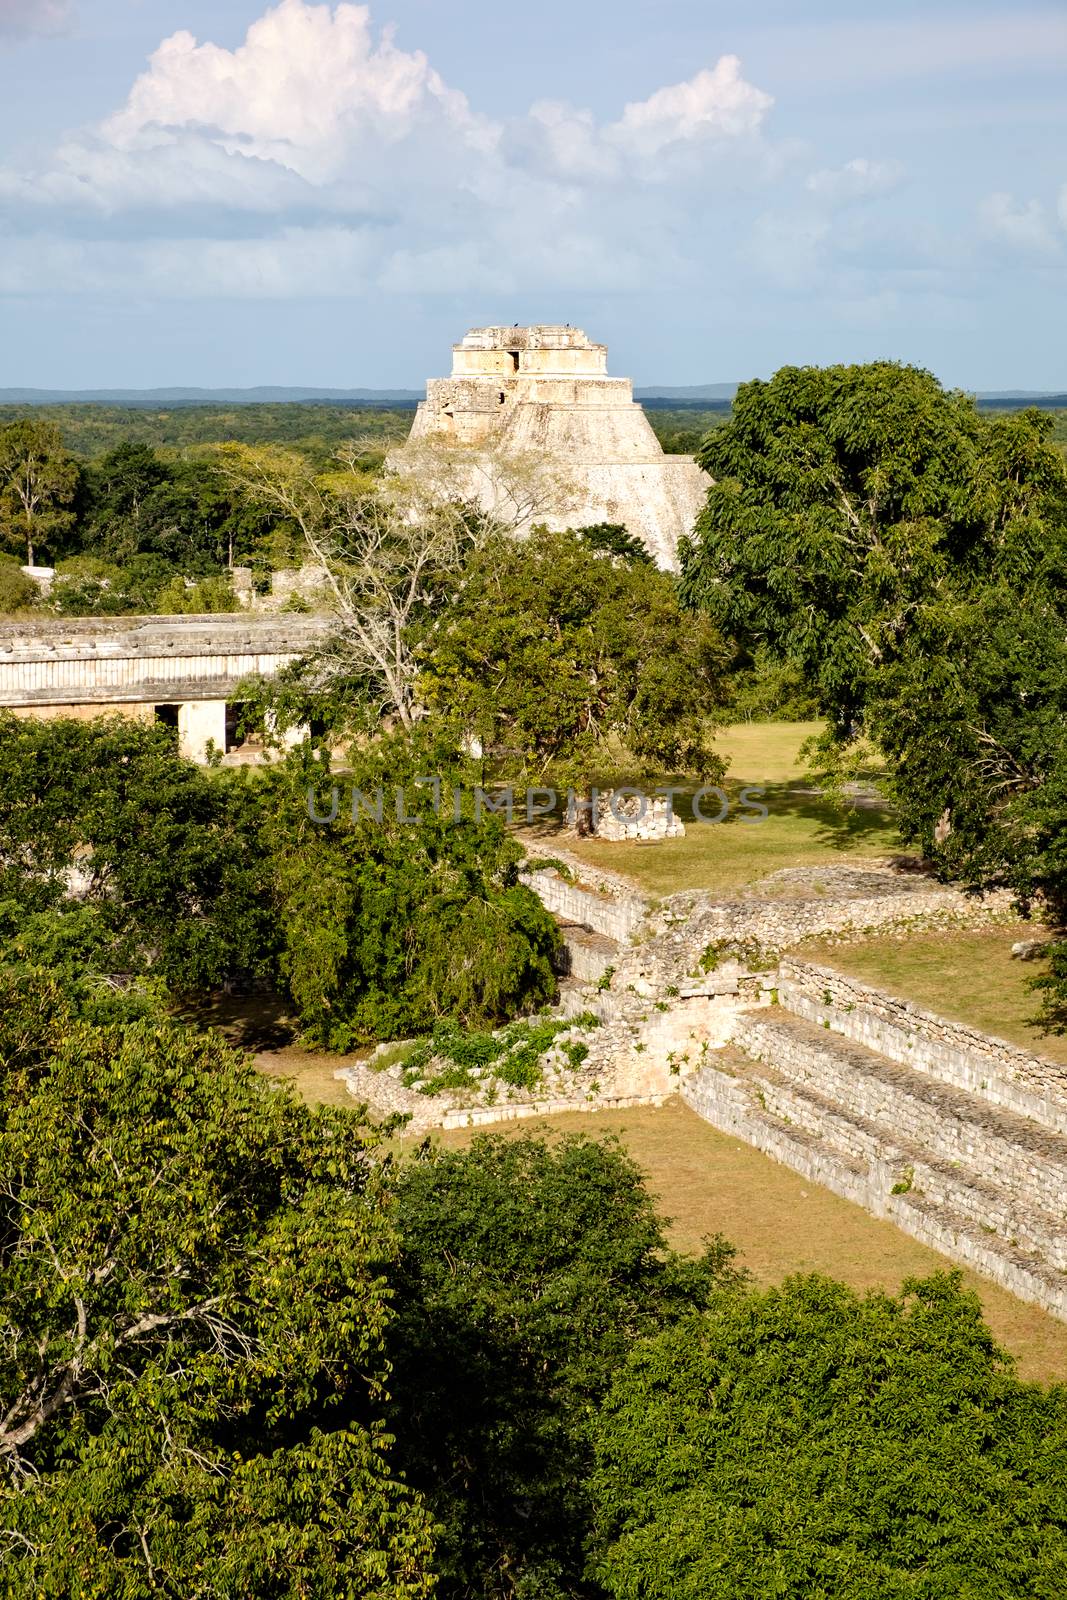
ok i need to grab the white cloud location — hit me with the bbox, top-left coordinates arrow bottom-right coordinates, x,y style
101,1 -> 492,183
0,0 -> 71,39
0,0 -> 786,300
805,158 -> 904,207
979,192 -> 1061,256
509,56 -> 775,190
610,56 -> 773,156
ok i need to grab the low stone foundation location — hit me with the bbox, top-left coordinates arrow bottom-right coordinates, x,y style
594,791 -> 686,842
778,959 -> 1067,1133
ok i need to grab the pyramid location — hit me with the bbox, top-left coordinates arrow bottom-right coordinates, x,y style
403,325 -> 709,570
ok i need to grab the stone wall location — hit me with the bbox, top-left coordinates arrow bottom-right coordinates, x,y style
682,1059 -> 1067,1320
521,859 -> 648,943
732,1009 -> 1067,1225
643,877 -> 1015,983
594,790 -> 686,842
778,959 -> 1067,1135
678,949 -> 1067,1321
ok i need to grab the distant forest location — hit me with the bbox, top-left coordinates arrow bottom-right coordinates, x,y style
0,400 -> 730,462
1,396 -> 1060,467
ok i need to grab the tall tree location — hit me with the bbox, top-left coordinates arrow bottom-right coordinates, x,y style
262,738 -> 561,1047
219,443 -> 484,730
680,363 -> 1067,1015
590,1273 -> 1067,1599
385,1132 -> 737,1599
0,713 -> 275,993
0,976 -> 436,1598
0,418 -> 79,566
416,526 -> 728,788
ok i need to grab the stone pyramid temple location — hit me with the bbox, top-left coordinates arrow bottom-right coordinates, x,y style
402,324 -> 709,569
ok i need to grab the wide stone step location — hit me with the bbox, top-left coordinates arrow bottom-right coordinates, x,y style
733,1010 -> 1067,1221
682,1058 -> 1067,1321
731,1056 -> 1067,1273
778,962 -> 1067,1138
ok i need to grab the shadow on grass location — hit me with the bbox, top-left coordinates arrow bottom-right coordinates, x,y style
180,989 -> 298,1053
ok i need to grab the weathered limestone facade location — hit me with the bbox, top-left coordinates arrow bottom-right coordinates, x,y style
404,325 -> 709,569
341,846 -> 1067,1319
0,614 -> 331,762
684,964 -> 1067,1321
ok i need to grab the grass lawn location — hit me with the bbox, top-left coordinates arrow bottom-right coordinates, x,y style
549,720 -> 904,898
800,922 -> 1067,1064
437,1100 -> 1067,1385
713,719 -> 828,783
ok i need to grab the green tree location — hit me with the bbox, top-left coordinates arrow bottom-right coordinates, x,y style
680,363 -> 1067,1017
154,571 -> 239,614
0,715 -> 559,1042
50,553 -> 177,616
83,440 -> 171,561
0,557 -> 38,614
590,1273 -> 1067,1599
385,1133 -> 738,1599
0,418 -> 79,566
0,975 -> 435,1598
417,527 -> 728,788
0,713 -> 275,992
266,740 -> 560,1047
82,445 -> 262,571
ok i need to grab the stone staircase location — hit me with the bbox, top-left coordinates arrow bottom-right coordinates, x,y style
683,1004 -> 1067,1320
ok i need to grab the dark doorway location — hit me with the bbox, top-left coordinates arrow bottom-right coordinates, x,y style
154,704 -> 179,730
226,702 -> 265,752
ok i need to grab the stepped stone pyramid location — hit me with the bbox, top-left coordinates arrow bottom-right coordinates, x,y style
403,325 -> 709,569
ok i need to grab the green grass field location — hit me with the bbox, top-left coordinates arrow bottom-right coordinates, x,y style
556,720 -> 905,897
801,922 -> 1066,1064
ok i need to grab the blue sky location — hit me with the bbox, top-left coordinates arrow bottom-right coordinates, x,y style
0,0 -> 1064,389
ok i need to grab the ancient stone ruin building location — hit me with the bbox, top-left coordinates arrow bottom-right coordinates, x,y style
403,324 -> 709,570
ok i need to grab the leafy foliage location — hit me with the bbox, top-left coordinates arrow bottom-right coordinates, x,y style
417,527 -> 729,786
396,1010 -> 600,1094
269,741 -> 561,1047
680,362 -> 1067,1017
0,975 -> 435,1598
0,418 -> 79,566
0,557 -> 39,614
385,1133 -> 739,1599
590,1272 -> 1067,1599
0,713 -> 276,995
0,715 -> 561,1045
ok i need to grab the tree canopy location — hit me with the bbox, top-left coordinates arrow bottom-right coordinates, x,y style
0,715 -> 559,1046
266,739 -> 561,1047
416,526 -> 729,787
0,418 -> 79,567
591,1272 -> 1067,1599
680,362 -> 1067,1018
0,975 -> 435,1598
